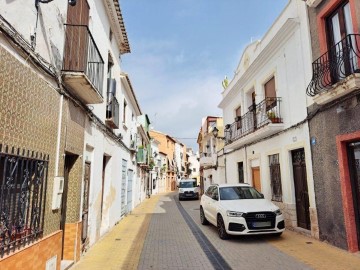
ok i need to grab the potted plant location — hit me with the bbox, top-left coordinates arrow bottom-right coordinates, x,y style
267,111 -> 281,123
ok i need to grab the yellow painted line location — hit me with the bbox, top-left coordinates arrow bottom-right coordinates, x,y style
268,230 -> 360,270
72,194 -> 162,270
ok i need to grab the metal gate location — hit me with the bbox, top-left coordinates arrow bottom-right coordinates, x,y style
127,170 -> 134,213
121,159 -> 127,216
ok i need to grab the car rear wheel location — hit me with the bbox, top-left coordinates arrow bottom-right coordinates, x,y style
217,215 -> 229,240
200,207 -> 209,225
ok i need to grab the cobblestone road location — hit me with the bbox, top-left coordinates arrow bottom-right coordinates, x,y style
71,192 -> 360,270
139,193 -> 309,270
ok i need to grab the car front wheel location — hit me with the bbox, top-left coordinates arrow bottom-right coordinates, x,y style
217,215 -> 229,240
200,207 -> 209,225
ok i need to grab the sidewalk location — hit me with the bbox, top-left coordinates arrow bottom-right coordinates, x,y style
268,230 -> 360,270
71,194 -> 162,270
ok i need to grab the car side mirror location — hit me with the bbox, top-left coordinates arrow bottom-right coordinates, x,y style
212,194 -> 219,201
197,184 -> 200,187
259,193 -> 264,198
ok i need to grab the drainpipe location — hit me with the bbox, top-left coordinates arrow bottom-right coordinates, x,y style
54,95 -> 64,176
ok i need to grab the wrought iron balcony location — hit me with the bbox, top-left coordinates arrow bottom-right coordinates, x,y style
306,34 -> 360,97
225,97 -> 282,145
62,24 -> 104,104
105,96 -> 119,129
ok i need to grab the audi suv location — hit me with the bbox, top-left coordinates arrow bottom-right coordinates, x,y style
200,184 -> 285,239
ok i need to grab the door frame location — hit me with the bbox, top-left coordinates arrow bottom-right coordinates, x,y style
60,153 -> 78,259
337,131 -> 360,252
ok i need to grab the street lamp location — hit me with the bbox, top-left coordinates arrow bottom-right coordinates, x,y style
212,127 -> 225,140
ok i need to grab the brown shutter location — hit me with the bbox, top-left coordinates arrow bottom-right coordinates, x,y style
264,77 -> 276,98
64,0 -> 90,72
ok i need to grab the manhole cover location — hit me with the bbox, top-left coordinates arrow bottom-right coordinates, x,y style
115,238 -> 121,241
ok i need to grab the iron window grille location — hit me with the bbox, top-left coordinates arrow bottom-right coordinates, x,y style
0,145 -> 49,258
269,154 -> 282,202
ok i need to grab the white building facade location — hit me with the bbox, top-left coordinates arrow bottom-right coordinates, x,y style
218,0 -> 319,238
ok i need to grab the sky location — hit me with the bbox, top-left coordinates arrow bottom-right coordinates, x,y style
121,0 -> 289,150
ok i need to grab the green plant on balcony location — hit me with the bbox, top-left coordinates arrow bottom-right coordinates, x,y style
267,111 -> 281,123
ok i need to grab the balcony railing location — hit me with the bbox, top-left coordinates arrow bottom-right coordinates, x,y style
225,97 -> 282,144
307,34 -> 360,97
62,24 -> 104,98
106,96 -> 119,129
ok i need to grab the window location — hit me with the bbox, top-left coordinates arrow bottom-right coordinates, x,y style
0,146 -> 49,258
326,2 -> 353,48
205,186 -> 216,197
264,76 -> 276,110
269,154 -> 282,202
235,106 -> 242,129
123,100 -> 127,124
238,162 -> 244,183
109,28 -> 113,42
193,168 -> 196,172
219,186 -> 263,200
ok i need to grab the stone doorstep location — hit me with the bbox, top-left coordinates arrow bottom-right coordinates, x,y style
61,260 -> 74,270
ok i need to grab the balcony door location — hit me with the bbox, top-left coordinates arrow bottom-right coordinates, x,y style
64,0 -> 90,72
326,2 -> 356,81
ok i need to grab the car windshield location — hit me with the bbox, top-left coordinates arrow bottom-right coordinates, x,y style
219,186 -> 263,200
179,181 -> 196,188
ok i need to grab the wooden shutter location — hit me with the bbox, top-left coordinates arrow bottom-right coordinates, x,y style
64,0 -> 90,71
264,77 -> 276,110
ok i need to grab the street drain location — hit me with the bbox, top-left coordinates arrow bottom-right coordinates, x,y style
115,238 -> 121,241
306,242 -> 313,244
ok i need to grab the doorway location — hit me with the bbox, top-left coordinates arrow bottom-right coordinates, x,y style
81,162 -> 91,253
291,149 -> 311,230
60,154 -> 78,259
252,167 -> 261,192
347,142 -> 360,249
127,170 -> 134,213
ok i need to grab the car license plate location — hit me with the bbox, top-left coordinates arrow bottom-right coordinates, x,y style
252,221 -> 271,227
185,194 -> 192,196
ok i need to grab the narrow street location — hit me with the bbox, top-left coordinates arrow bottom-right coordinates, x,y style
71,193 -> 360,270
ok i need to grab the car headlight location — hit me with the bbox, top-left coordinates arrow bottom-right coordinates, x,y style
226,211 -> 244,217
179,188 -> 184,192
274,209 -> 282,216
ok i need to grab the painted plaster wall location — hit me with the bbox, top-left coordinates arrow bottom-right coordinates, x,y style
0,1 -> 68,70
84,120 -> 131,246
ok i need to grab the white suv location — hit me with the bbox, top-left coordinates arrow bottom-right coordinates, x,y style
200,184 -> 285,239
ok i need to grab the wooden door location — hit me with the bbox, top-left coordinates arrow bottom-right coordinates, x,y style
64,0 -> 90,71
292,149 -> 311,230
252,167 -> 261,192
60,154 -> 77,259
81,162 -> 91,252
348,142 -> 360,249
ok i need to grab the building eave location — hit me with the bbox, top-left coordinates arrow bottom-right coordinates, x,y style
103,0 -> 131,54
120,72 -> 142,115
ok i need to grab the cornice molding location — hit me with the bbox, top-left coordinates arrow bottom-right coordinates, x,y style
120,72 -> 142,115
219,18 -> 299,108
103,0 -> 130,54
